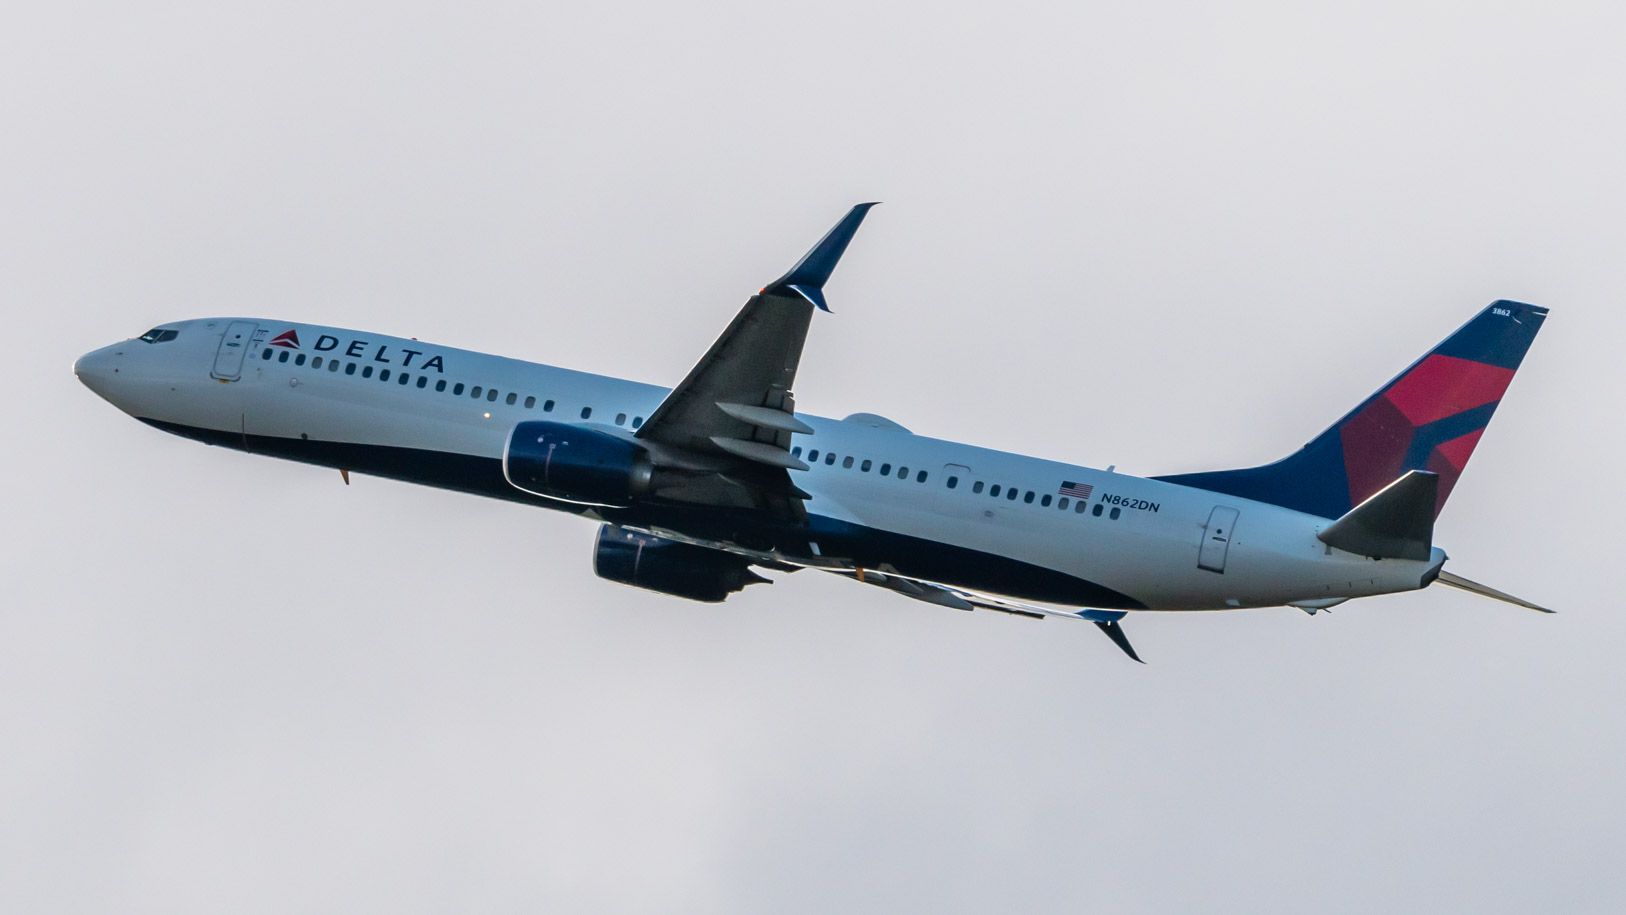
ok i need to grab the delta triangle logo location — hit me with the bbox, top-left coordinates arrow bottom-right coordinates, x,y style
269,329 -> 301,349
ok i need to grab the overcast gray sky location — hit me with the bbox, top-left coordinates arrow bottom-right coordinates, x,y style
4,1 -> 1624,912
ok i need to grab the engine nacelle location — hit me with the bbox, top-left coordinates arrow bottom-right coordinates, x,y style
503,421 -> 653,507
593,525 -> 769,603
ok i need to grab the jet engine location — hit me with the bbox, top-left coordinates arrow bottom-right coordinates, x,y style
504,421 -> 653,507
593,524 -> 769,603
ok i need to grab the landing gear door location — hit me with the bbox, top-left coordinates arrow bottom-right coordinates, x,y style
211,321 -> 258,380
1198,506 -> 1239,573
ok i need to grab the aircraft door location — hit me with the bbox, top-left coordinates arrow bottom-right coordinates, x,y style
1198,506 -> 1239,573
211,321 -> 258,381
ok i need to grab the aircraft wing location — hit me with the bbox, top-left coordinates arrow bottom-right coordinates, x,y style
634,204 -> 877,518
835,566 -> 1145,662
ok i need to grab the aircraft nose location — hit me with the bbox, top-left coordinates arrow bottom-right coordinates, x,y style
74,345 -> 124,399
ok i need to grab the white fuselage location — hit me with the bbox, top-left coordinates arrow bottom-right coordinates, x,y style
75,317 -> 1444,612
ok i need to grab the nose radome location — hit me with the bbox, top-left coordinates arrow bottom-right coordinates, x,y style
74,345 -> 122,399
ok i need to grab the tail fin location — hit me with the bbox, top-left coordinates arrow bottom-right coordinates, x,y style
1156,300 -> 1548,520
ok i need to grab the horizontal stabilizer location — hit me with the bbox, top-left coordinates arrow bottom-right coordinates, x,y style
1317,470 -> 1437,560
1436,570 -> 1555,613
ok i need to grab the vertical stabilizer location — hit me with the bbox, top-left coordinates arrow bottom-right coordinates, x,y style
1156,301 -> 1547,519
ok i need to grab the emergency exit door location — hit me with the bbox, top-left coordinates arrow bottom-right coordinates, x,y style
1198,506 -> 1239,573
211,321 -> 258,380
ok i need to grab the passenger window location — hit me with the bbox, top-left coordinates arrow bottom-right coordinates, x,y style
1058,497 -> 1070,510
471,385 -> 483,398
861,460 -> 872,472
278,351 -> 290,363
362,366 -> 373,378
312,357 -> 323,369
880,463 -> 891,475
615,412 -> 626,424
417,376 -> 429,388
580,406 -> 591,418
262,349 -> 273,360
524,395 -> 535,408
487,389 -> 499,402
947,476 -> 958,489
544,400 -> 555,412
1007,488 -> 1019,501
328,360 -> 339,372
1040,494 -> 1052,506
1023,491 -> 1035,504
916,470 -> 927,483
398,373 -> 410,385
295,354 -> 306,366
973,481 -> 984,493
379,369 -> 390,381
1110,507 -> 1122,520
842,456 -> 854,469
453,382 -> 465,395
825,453 -> 836,465
990,484 -> 1000,497
1091,503 -> 1103,516
507,392 -> 517,405
792,447 -> 803,458
897,466 -> 909,479
632,416 -> 643,428
808,450 -> 820,462
436,380 -> 447,392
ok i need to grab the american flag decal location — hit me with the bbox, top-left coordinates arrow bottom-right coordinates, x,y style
1059,480 -> 1093,500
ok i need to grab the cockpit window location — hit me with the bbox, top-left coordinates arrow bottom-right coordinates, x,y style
138,328 -> 179,343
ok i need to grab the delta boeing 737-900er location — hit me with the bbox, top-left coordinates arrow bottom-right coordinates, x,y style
75,204 -> 1554,661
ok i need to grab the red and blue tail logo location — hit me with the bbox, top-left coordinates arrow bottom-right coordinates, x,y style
1157,300 -> 1547,519
269,329 -> 301,349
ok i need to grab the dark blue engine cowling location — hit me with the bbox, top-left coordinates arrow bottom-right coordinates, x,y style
593,525 -> 769,603
503,421 -> 653,507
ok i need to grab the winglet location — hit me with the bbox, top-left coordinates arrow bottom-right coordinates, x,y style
1094,620 -> 1145,663
763,202 -> 879,312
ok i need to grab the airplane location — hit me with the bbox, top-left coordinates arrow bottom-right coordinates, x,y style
74,204 -> 1554,662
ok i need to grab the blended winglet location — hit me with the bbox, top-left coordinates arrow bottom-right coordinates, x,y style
1094,619 -> 1144,663
763,202 -> 879,312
